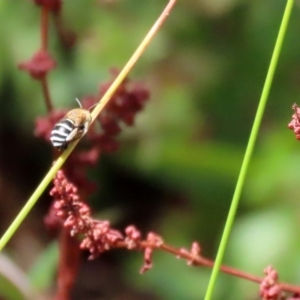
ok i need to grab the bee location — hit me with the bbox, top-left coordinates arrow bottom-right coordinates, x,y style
50,98 -> 96,151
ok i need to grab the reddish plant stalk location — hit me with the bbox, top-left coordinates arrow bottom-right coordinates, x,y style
40,5 -> 49,50
50,170 -> 300,299
41,76 -> 53,112
56,229 -> 80,300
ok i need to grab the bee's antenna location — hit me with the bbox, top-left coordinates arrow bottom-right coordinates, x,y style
88,102 -> 100,112
75,98 -> 83,108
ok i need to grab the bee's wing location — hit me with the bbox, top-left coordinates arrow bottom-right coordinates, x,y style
66,128 -> 81,142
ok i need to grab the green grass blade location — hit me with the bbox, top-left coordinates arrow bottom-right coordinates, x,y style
0,149 -> 73,252
204,1 -> 294,299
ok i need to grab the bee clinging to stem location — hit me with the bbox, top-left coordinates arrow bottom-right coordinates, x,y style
50,98 -> 98,151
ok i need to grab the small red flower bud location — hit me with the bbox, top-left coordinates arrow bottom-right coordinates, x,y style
288,104 -> 300,140
125,225 -> 142,249
18,50 -> 56,80
259,266 -> 281,300
140,247 -> 153,274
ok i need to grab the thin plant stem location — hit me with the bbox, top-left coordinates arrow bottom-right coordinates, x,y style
40,6 -> 49,50
0,0 -> 176,252
90,0 -> 176,122
41,77 -> 53,112
204,1 -> 294,299
158,243 -> 300,294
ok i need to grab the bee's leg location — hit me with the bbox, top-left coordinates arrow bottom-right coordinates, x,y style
59,142 -> 68,151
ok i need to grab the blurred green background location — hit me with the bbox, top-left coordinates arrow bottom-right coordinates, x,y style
0,0 -> 300,299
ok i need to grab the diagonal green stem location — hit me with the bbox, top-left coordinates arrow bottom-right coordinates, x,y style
204,1 -> 294,299
0,0 -> 176,252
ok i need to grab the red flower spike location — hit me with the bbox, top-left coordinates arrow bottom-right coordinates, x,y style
44,202 -> 62,234
97,69 -> 150,129
91,135 -> 120,153
99,114 -> 121,136
50,170 -> 123,258
119,111 -> 135,126
132,83 -> 150,105
18,50 -> 56,80
50,170 -> 91,222
80,221 -> 123,259
34,0 -> 62,12
259,266 -> 282,300
73,148 -> 101,166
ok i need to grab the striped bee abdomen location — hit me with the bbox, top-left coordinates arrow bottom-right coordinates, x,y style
50,119 -> 76,150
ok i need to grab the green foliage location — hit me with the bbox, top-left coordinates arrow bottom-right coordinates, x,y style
0,253 -> 36,300
1,0 -> 300,299
28,242 -> 58,290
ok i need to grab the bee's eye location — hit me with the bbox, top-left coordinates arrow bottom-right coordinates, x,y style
79,125 -> 85,130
